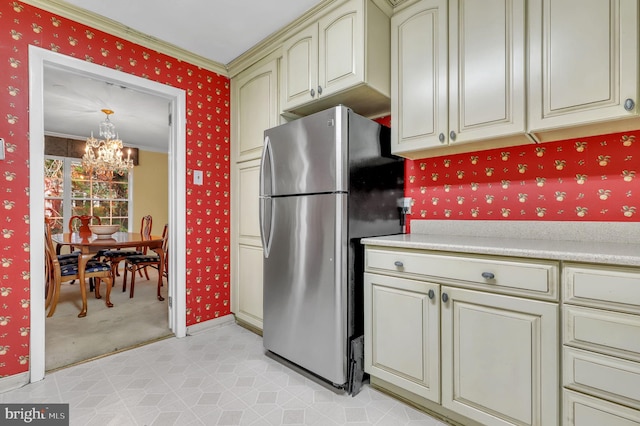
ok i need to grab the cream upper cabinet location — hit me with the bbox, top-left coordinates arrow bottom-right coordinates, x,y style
281,0 -> 391,118
391,0 -> 447,155
391,0 -> 527,159
441,286 -> 559,426
528,0 -> 639,141
232,58 -> 279,163
281,24 -> 318,112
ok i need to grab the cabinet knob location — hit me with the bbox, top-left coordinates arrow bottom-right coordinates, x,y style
438,133 -> 445,143
310,88 -> 316,97
394,261 -> 404,268
624,98 -> 635,111
317,85 -> 323,95
449,131 -> 457,141
428,289 -> 435,299
481,271 -> 495,280
442,293 -> 449,303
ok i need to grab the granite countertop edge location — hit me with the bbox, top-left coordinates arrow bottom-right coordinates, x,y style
361,233 -> 640,267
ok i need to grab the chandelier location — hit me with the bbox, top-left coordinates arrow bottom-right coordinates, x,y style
82,109 -> 134,180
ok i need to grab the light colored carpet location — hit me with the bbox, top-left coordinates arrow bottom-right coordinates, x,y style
45,267 -> 171,371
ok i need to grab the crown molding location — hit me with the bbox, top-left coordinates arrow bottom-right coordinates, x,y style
19,0 -> 229,76
20,0 -> 405,79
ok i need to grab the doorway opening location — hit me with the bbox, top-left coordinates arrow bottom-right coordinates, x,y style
29,46 -> 187,382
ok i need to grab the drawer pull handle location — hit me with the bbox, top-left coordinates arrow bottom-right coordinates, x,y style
428,289 -> 435,299
481,272 -> 495,280
394,261 -> 404,268
442,293 -> 449,303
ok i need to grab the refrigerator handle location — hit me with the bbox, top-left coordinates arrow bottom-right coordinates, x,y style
259,136 -> 274,258
259,136 -> 273,196
259,197 -> 274,258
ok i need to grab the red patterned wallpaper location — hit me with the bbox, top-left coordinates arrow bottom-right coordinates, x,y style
405,131 -> 640,226
0,1 -> 230,377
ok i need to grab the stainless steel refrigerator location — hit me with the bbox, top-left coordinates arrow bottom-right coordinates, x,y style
259,105 -> 404,393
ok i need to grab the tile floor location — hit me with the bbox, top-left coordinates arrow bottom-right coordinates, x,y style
2,322 -> 447,426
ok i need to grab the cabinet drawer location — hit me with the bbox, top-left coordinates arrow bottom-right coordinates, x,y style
564,347 -> 640,410
564,264 -> 640,314
365,247 -> 558,300
564,389 -> 640,426
564,305 -> 640,363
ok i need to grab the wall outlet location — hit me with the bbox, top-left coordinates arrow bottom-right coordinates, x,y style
193,170 -> 203,185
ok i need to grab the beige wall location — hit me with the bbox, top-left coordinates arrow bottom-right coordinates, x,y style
132,150 -> 168,234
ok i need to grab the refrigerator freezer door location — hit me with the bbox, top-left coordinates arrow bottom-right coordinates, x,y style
263,193 -> 348,385
261,106 -> 348,197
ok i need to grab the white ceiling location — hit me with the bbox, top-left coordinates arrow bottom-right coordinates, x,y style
44,66 -> 171,152
44,0 -> 326,152
62,0 -> 326,65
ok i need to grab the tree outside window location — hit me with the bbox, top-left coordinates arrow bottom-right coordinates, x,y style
45,156 -> 131,234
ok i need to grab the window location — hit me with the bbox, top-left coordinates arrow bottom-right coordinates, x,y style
44,156 -> 132,234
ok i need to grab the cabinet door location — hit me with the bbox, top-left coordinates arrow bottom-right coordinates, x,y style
364,273 -> 440,403
231,58 -> 279,330
232,159 -> 264,329
232,59 -> 279,162
391,0 -> 448,155
448,0 -> 525,144
317,0 -> 363,98
441,286 -> 559,426
236,244 -> 264,328
528,0 -> 639,132
281,24 -> 318,112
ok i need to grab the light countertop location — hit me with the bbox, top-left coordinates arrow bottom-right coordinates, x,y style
361,220 -> 640,267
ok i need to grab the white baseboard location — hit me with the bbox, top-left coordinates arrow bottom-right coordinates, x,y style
0,371 -> 29,394
186,314 -> 234,335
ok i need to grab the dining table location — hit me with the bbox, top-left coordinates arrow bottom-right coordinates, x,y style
51,231 -> 165,317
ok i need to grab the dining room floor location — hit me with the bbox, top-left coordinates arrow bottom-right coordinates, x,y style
45,267 -> 171,371
4,321 -> 449,426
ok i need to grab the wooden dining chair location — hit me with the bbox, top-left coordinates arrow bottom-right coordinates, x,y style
45,221 -> 114,318
122,224 -> 168,301
102,215 -> 152,284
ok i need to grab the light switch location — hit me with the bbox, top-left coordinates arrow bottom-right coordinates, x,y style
193,170 -> 203,185
0,138 -> 4,160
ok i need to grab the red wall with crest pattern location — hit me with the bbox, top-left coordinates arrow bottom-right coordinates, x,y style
374,117 -> 640,229
404,131 -> 640,228
0,1 -> 230,377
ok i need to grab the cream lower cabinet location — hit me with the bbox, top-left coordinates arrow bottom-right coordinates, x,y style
562,264 -> 640,425
364,246 -> 559,426
231,159 -> 264,330
364,273 -> 440,402
440,286 -> 558,426
564,389 -> 640,426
